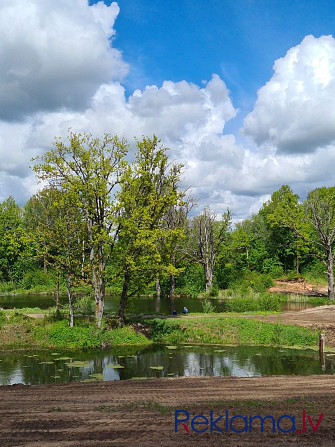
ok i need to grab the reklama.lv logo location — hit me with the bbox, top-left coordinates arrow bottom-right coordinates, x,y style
175,410 -> 323,434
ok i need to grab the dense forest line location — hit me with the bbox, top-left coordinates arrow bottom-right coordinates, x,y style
0,132 -> 334,327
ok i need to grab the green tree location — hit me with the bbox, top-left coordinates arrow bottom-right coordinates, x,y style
160,194 -> 195,296
267,185 -> 335,300
116,136 -> 184,325
0,196 -> 29,285
33,132 -> 128,327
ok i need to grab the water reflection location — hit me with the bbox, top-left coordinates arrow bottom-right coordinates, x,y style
0,345 -> 334,386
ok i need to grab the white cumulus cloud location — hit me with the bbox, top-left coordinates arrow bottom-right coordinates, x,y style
0,0 -> 127,120
243,35 -> 335,154
2,2 -> 335,220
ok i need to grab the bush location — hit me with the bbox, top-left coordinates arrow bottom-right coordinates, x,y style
20,270 -> 56,290
175,264 -> 205,297
74,296 -> 94,314
0,281 -> 15,293
202,299 -> 216,313
286,271 -> 303,281
149,318 -> 186,343
209,283 -> 219,297
262,258 -> 284,278
0,310 -> 6,327
301,260 -> 328,284
224,294 -> 282,312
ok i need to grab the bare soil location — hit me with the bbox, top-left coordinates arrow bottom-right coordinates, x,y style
0,376 -> 334,446
269,279 -> 328,296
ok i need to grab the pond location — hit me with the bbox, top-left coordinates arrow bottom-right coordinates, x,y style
0,293 -> 317,314
0,344 -> 333,386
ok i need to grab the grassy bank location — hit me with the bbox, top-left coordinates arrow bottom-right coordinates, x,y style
0,309 -> 320,350
148,316 -> 319,347
0,311 -> 151,350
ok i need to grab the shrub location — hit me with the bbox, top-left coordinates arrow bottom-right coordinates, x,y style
202,299 -> 216,313
209,283 -> 219,297
20,270 -> 56,290
0,281 -> 15,293
224,293 -> 282,312
74,296 -> 94,314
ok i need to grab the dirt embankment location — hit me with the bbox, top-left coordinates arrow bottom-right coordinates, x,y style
0,376 -> 334,446
269,279 -> 328,296
260,279 -> 335,346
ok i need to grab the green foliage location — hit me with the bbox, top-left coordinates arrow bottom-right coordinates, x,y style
149,318 -> 176,339
209,282 -> 219,297
115,136 -> 185,298
0,310 -> 6,328
301,260 -> 328,284
262,259 -> 284,278
267,185 -> 335,298
20,270 -> 57,290
175,263 -> 205,296
0,281 -> 15,293
35,320 -> 151,349
201,299 -> 216,313
229,271 -> 274,294
224,294 -> 282,312
74,296 -> 94,314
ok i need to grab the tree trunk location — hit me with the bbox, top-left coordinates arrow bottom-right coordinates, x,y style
327,251 -> 334,300
204,266 -> 213,293
88,219 -> 105,327
81,240 -> 85,279
155,277 -> 161,296
118,271 -> 130,327
169,274 -> 175,296
155,294 -> 161,313
94,278 -> 105,328
56,269 -> 60,313
66,273 -> 74,327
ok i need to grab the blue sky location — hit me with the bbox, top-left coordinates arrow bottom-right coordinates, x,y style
101,1 -> 335,105
1,0 -> 335,219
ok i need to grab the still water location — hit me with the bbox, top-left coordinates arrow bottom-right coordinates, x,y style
0,294 -> 317,314
0,345 -> 333,386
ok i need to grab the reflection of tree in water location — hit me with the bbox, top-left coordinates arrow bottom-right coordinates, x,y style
224,346 -> 325,376
0,352 -> 21,385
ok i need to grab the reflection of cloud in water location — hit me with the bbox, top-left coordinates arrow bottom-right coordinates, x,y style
183,352 -> 259,378
4,366 -> 23,385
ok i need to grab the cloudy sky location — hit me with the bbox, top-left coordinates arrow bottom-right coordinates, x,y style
1,0 -> 335,220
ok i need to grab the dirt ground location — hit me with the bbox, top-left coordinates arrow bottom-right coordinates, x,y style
259,278 -> 335,348
269,279 -> 328,296
0,375 -> 334,447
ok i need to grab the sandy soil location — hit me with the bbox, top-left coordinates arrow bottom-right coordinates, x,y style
269,279 -> 328,296
0,376 -> 334,447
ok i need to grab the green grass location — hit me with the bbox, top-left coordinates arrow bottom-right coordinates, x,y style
148,316 -> 319,347
0,312 -> 151,350
33,320 -> 151,349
